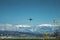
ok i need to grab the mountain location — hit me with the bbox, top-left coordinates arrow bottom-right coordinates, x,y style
0,30 -> 42,37
17,26 -> 56,34
0,24 -> 59,38
0,24 -> 59,34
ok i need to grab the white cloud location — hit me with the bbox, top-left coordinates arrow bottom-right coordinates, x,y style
29,27 -> 37,32
37,24 -> 58,27
0,23 -> 59,33
0,24 -> 17,31
15,25 -> 31,28
39,24 -> 52,26
0,24 -> 31,31
0,24 -> 12,27
37,24 -> 59,31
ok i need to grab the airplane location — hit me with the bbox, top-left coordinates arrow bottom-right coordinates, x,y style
28,18 -> 32,22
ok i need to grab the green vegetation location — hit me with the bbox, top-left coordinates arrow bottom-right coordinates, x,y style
0,38 -> 60,40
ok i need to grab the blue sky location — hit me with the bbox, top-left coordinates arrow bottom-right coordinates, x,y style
0,0 -> 60,26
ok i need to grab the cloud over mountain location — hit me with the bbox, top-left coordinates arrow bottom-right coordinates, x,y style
0,24 -> 59,34
15,25 -> 31,27
0,24 -> 16,31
